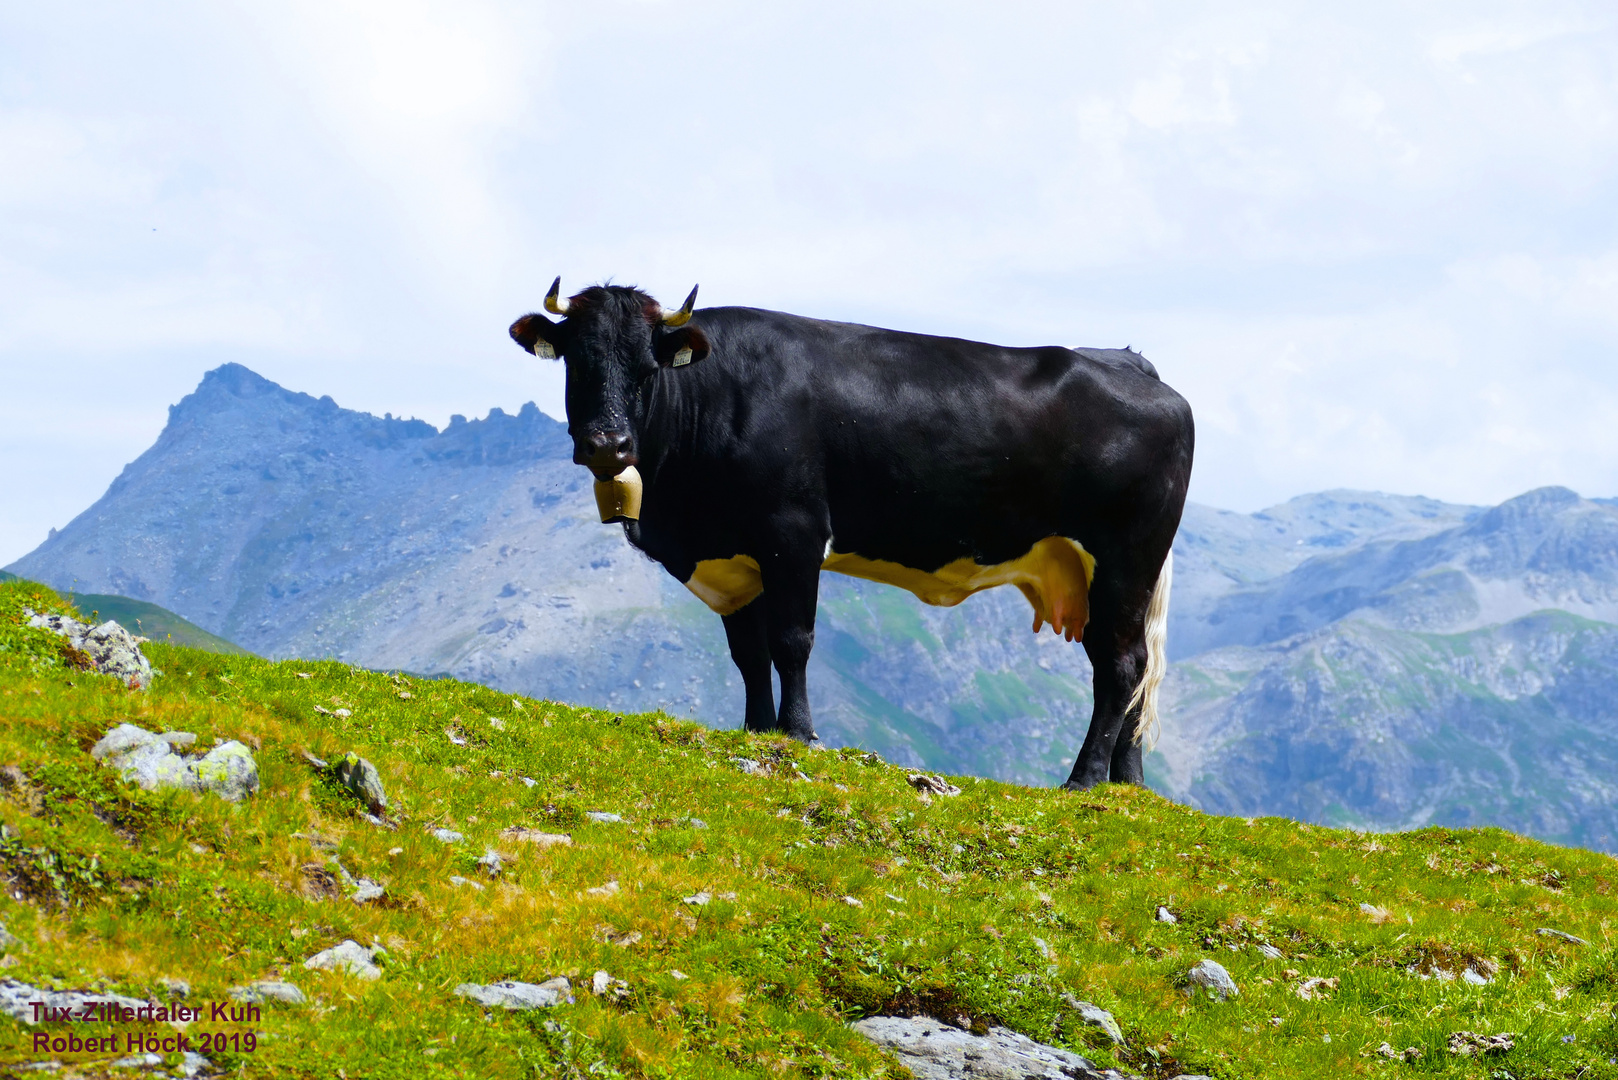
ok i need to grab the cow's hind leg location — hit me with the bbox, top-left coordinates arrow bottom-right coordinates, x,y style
1063,567 -> 1153,791
760,554 -> 821,743
722,600 -> 776,733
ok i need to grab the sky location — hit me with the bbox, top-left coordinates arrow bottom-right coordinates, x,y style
2,1 -> 1616,564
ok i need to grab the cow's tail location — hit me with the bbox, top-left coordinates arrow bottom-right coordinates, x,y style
1126,551 -> 1173,749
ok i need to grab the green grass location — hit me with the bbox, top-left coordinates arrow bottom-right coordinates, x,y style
2,577 -> 1617,1078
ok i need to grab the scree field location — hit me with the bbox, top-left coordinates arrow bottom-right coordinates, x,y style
2,578 -> 1616,1078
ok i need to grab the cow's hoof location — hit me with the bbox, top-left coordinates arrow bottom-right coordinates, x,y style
1061,778 -> 1100,792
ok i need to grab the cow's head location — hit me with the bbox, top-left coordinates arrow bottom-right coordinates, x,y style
509,278 -> 709,479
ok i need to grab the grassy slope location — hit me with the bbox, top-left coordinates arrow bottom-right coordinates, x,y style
65,593 -> 253,656
1,579 -> 1617,1079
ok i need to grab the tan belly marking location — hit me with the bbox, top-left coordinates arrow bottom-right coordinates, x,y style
684,537 -> 1095,640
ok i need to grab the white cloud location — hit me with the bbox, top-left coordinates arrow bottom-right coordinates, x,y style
1,0 -> 1617,563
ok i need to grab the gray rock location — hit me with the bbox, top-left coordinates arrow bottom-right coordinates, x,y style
477,849 -> 505,877
431,828 -> 464,843
1155,906 -> 1177,924
110,1053 -> 162,1068
228,981 -> 306,1005
1537,927 -> 1588,945
1185,959 -> 1239,1000
176,1051 -> 214,1078
160,731 -> 197,749
110,1052 -> 163,1069
1448,1030 -> 1515,1056
500,828 -> 572,848
907,773 -> 962,797
90,724 -> 258,801
454,977 -> 573,1010
92,723 -> 165,761
304,939 -> 383,980
732,757 -> 768,777
191,741 -> 259,801
852,1015 -> 1127,1079
1063,996 -> 1124,1045
586,811 -> 624,823
591,970 -> 630,999
157,977 -> 190,999
25,610 -> 153,689
683,817 -> 707,829
449,875 -> 485,890
334,753 -> 387,814
351,878 -> 385,903
0,978 -> 147,1024
1461,968 -> 1491,985
1253,943 -> 1283,960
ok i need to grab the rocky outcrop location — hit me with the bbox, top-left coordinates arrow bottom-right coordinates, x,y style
851,1015 -> 1134,1079
12,363 -> 1618,850
91,724 -> 259,801
454,977 -> 573,1010
24,609 -> 151,688
304,940 -> 384,981
0,979 -> 146,1024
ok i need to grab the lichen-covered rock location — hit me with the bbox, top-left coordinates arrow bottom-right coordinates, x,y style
852,1015 -> 1132,1079
454,977 -> 573,1010
25,610 -> 152,689
334,753 -> 387,814
192,742 -> 259,801
90,724 -> 259,801
1063,996 -> 1125,1045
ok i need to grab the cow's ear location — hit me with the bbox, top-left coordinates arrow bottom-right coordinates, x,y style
510,313 -> 565,359
653,326 -> 711,368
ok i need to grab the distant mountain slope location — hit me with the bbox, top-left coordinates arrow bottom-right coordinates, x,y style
5,364 -> 1103,784
10,364 -> 1618,849
1155,611 -> 1618,850
67,592 -> 252,655
1186,487 -> 1618,653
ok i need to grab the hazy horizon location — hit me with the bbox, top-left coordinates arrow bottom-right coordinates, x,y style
12,357 -> 1608,575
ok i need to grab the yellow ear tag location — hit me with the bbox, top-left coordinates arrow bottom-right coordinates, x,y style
672,347 -> 692,367
532,342 -> 555,360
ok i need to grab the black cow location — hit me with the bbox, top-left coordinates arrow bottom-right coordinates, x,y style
511,280 -> 1193,789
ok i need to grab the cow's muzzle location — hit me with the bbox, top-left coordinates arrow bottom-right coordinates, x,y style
576,430 -> 637,475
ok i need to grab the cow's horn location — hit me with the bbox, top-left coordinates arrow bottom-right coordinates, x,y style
660,285 -> 698,327
544,276 -> 570,316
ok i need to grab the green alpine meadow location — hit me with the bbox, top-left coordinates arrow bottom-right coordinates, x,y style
3,577 -> 1617,1079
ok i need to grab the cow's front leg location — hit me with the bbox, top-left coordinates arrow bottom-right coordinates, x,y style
721,600 -> 777,733
760,554 -> 821,743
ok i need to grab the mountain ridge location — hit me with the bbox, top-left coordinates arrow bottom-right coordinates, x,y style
10,364 -> 1618,849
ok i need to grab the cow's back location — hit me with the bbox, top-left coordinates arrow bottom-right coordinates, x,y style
663,307 -> 1190,570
